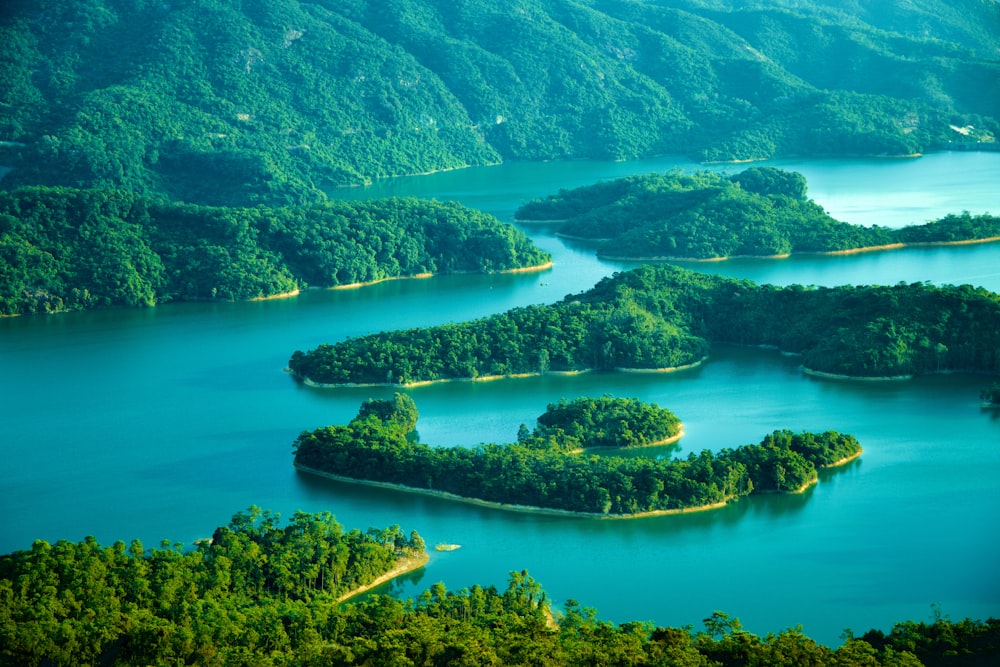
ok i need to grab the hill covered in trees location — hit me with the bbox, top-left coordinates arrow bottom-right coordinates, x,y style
288,265 -> 1000,383
3,509 -> 998,665
0,186 -> 549,315
516,167 -> 1000,259
2,0 -> 997,205
0,507 -> 428,666
293,393 -> 861,516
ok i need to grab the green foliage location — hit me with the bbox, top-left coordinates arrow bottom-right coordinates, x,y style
0,507 -> 424,666
0,186 -> 549,315
356,392 -> 420,436
293,395 -> 860,515
2,517 -> 997,665
2,0 -> 997,205
533,395 -> 682,449
289,265 -> 1000,383
516,168 -> 1000,259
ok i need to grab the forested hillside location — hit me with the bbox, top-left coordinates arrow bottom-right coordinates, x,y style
516,167 -> 1000,259
0,186 -> 549,315
2,0 -> 997,205
288,265 -> 1000,383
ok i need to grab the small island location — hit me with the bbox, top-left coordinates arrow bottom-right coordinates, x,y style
514,167 -> 1000,261
293,394 -> 862,517
288,265 -> 1000,384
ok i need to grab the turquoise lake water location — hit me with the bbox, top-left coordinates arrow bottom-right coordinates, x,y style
1,151 -> 998,645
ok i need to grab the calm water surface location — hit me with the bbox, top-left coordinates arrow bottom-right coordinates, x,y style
2,152 -> 998,645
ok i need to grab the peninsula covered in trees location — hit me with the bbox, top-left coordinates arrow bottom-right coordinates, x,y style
0,507 -> 428,666
288,265 -> 1000,383
3,521 -> 997,667
515,167 -> 1000,260
0,186 -> 549,315
293,393 -> 861,517
2,0 -> 997,206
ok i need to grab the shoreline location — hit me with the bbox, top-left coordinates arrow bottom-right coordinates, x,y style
616,357 -> 708,374
250,289 -> 301,301
295,463 -> 732,519
598,235 -> 1000,263
820,449 -> 863,469
298,357 -> 706,389
801,367 -> 914,381
336,551 -> 430,603
328,262 -> 554,291
576,426 -> 686,454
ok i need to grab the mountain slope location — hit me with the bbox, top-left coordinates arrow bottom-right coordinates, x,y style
1,0 -> 996,205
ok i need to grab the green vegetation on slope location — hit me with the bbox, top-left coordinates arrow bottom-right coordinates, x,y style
6,521 -> 999,667
515,167 -> 1000,259
288,265 -> 1000,382
0,507 -> 426,666
2,0 -> 997,205
293,394 -> 861,515
0,186 -> 549,315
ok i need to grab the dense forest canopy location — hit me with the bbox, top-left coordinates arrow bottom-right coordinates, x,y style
1,0 -> 997,205
516,167 -> 1000,259
0,186 -> 549,315
293,393 -> 862,515
288,265 -> 1000,383
0,507 -> 427,666
533,395 -> 683,449
3,514 -> 997,666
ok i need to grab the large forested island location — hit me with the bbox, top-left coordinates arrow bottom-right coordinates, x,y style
3,511 -> 997,666
0,186 -> 549,315
2,0 -> 997,206
288,265 -> 1000,383
515,167 -> 1000,260
293,393 -> 862,517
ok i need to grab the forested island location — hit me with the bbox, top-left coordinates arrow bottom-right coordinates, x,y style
292,393 -> 861,517
2,0 -> 997,205
515,167 -> 1000,260
3,514 -> 997,666
0,186 -> 549,315
288,265 -> 1000,383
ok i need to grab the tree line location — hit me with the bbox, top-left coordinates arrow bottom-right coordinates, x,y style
5,524 -> 997,666
515,167 -> 1000,260
293,394 -> 861,516
288,265 -> 1000,384
0,186 -> 549,315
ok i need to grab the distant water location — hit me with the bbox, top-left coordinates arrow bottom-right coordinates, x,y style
332,151 -> 1000,228
1,151 -> 998,646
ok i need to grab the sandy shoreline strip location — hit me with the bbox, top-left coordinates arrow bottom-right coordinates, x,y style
336,551 -> 431,603
250,289 -> 301,301
329,262 -> 554,291
598,235 -> 1000,263
299,357 -> 706,389
820,449 -> 863,468
296,463 -> 734,519
802,367 -> 913,381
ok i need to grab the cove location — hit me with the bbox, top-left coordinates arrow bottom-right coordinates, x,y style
1,152 -> 998,646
